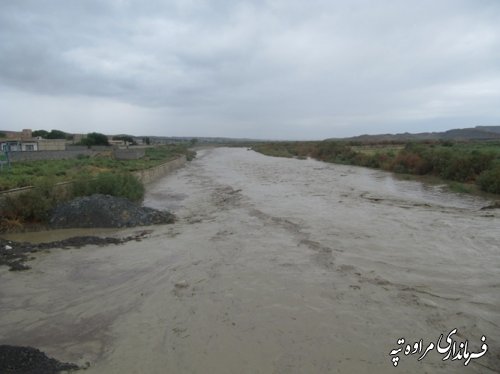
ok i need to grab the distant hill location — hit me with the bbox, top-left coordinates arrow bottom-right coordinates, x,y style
332,126 -> 500,142
475,126 -> 500,134
143,136 -> 263,144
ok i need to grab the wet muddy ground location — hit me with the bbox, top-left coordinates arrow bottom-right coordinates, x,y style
1,147 -> 499,373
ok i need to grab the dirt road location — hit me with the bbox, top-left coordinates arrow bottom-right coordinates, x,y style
1,147 -> 499,373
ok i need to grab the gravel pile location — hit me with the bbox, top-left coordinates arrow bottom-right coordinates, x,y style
49,194 -> 175,228
0,345 -> 79,373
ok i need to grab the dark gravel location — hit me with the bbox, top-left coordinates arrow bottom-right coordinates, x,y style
49,194 -> 175,229
0,345 -> 79,374
0,231 -> 152,271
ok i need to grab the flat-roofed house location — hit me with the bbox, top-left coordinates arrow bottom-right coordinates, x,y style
0,129 -> 66,152
0,139 -> 39,152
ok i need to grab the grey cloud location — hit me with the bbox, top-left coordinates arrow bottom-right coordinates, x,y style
1,0 -> 499,138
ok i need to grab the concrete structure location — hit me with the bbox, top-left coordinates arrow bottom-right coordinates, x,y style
0,138 -> 66,152
133,156 -> 187,184
8,149 -> 94,162
21,129 -> 33,139
37,139 -> 66,151
109,139 -> 126,147
21,140 -> 38,151
114,148 -> 145,160
0,140 -> 38,152
72,134 -> 85,144
1,127 -> 66,152
0,130 -> 22,139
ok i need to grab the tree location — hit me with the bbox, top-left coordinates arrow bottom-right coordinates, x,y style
32,130 -> 49,138
0,132 -> 6,138
81,132 -> 110,147
34,129 -> 73,139
46,129 -> 67,139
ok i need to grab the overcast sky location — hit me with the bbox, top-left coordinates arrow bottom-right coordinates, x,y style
1,0 -> 500,139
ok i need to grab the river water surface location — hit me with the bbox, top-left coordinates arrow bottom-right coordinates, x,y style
0,147 -> 499,373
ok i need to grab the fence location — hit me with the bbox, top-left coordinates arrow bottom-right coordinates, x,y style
8,150 -> 95,162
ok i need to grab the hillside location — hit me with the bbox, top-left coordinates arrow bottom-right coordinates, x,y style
332,126 -> 500,142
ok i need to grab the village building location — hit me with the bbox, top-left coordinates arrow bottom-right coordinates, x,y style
0,129 -> 66,152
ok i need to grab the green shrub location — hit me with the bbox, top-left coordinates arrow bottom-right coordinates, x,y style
477,166 -> 500,194
72,172 -> 144,202
390,150 -> 430,175
448,182 -> 473,194
0,179 -> 58,222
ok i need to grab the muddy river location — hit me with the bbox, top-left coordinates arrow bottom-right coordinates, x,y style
1,147 -> 499,373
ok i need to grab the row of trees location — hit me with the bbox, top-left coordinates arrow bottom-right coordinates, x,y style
32,129 -> 110,146
33,129 -> 73,140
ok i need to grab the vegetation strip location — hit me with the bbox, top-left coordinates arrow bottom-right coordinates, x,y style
0,145 -> 194,231
252,140 -> 500,195
0,144 -> 195,192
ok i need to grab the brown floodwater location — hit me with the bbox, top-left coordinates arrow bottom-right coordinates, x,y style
0,147 -> 499,373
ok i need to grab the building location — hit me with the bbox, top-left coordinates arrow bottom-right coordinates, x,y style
108,139 -> 126,147
71,133 -> 85,144
37,139 -> 66,151
1,140 -> 38,152
21,129 -> 33,139
0,138 -> 66,152
0,130 -> 23,139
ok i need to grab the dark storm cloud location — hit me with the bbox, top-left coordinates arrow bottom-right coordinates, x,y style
1,0 -> 500,138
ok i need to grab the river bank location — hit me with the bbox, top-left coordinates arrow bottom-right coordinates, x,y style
0,152 -> 189,233
0,148 -> 498,373
251,140 -> 500,195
